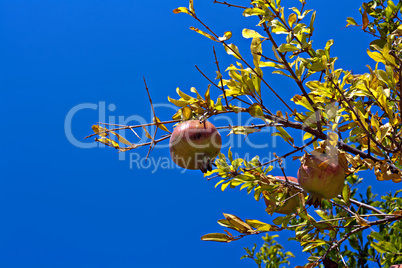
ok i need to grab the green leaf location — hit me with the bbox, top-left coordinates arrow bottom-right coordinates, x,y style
248,103 -> 264,118
370,232 -> 384,242
342,184 -> 351,206
272,127 -> 294,144
371,241 -> 390,253
243,7 -> 266,17
309,11 -> 316,33
228,147 -> 233,162
277,44 -> 299,53
201,233 -> 232,242
346,17 -> 358,27
245,219 -> 281,232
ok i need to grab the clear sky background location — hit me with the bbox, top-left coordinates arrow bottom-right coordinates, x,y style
1,0 -> 398,267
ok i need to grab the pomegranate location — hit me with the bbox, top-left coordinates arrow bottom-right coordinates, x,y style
264,176 -> 304,215
169,120 -> 222,172
297,154 -> 345,207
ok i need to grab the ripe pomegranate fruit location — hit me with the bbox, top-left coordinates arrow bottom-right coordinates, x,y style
264,176 -> 304,215
169,120 -> 222,172
297,154 -> 345,207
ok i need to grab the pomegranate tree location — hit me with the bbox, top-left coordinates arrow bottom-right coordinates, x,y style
263,176 -> 304,215
169,120 -> 222,172
297,154 -> 345,207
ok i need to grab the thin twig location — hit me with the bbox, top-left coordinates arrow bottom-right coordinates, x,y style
213,0 -> 248,9
261,20 -> 323,133
194,64 -> 253,107
191,15 -> 294,114
315,214 -> 402,266
143,77 -> 158,160
329,77 -> 396,154
213,46 -> 229,108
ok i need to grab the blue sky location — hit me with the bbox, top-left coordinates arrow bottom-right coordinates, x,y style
0,0 -> 398,267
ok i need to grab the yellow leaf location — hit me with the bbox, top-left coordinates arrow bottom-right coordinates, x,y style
92,125 -> 108,137
223,213 -> 253,233
228,126 -> 260,136
248,103 -> 264,118
168,96 -> 188,107
173,7 -> 191,16
218,31 -> 232,41
110,130 -> 131,146
205,85 -> 211,108
245,219 -> 280,231
142,126 -> 152,139
371,116 -> 380,133
189,0 -> 194,13
215,97 -> 224,111
189,26 -> 217,41
92,125 -> 131,146
96,137 -> 119,148
181,106 -> 193,120
367,49 -> 386,64
176,87 -> 194,101
224,43 -> 241,59
288,13 -> 297,28
355,213 -> 370,227
153,117 -> 171,133
242,28 -> 264,39
190,87 -> 203,100
327,132 -> 339,147
200,233 -> 232,242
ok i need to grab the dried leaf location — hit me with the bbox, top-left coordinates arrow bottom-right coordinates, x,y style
92,125 -> 108,137
355,213 -> 370,227
362,10 -> 369,30
201,233 -> 232,242
153,117 -> 171,133
142,126 -> 152,139
223,213 -> 253,233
